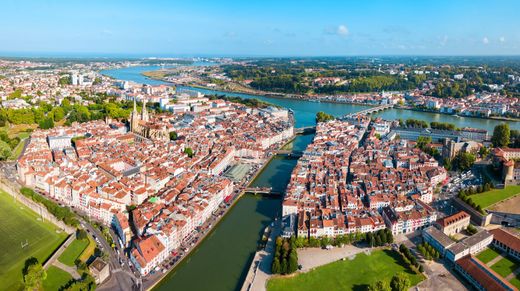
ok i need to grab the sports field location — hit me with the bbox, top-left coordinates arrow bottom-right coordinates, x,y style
471,185 -> 520,209
0,189 -> 68,290
267,249 -> 424,291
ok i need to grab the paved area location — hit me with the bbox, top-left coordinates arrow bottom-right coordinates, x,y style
241,220 -> 280,291
53,260 -> 81,280
414,259 -> 468,291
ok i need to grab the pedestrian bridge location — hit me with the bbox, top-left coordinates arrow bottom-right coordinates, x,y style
273,150 -> 303,158
294,127 -> 316,134
342,104 -> 394,119
244,187 -> 282,196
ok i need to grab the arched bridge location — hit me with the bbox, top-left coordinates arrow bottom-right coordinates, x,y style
342,104 -> 394,119
244,187 -> 282,196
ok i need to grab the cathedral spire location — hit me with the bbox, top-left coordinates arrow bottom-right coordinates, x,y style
133,96 -> 137,112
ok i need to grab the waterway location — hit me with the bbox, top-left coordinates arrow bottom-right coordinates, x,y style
101,65 -> 519,291
102,65 -> 519,131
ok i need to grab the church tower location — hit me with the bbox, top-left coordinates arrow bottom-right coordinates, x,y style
130,97 -> 139,132
141,97 -> 149,122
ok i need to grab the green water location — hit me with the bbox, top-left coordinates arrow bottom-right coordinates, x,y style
154,154 -> 300,291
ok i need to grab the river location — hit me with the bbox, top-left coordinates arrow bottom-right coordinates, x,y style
101,65 -> 519,131
101,65 -> 518,291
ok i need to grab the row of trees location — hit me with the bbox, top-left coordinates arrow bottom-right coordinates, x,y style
403,119 -> 428,128
399,244 -> 424,273
430,121 -> 456,131
294,232 -> 366,248
458,192 -> 486,214
20,187 -> 79,227
417,242 -> 440,260
271,236 -> 298,275
367,228 -> 394,247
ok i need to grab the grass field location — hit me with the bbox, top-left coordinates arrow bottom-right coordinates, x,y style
490,256 -> 520,278
0,190 -> 68,291
42,266 -> 73,291
476,247 -> 502,264
58,238 -> 89,266
267,249 -> 424,291
470,185 -> 520,209
78,235 -> 96,262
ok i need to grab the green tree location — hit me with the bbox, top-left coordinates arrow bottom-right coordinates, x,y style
369,280 -> 391,291
38,117 -> 54,129
287,251 -> 299,274
452,152 -> 476,171
77,229 -> 88,240
52,107 -> 65,121
491,123 -> 511,148
271,258 -> 281,274
390,272 -> 411,291
22,257 -> 46,291
316,111 -> 335,123
0,140 -> 12,160
169,131 -> 178,141
184,147 -> 194,158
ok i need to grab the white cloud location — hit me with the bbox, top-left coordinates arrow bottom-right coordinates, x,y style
482,37 -> 489,44
499,36 -> 506,43
337,25 -> 349,37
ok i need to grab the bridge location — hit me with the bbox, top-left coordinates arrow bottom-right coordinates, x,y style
294,127 -> 316,134
273,150 -> 303,158
342,104 -> 394,119
244,187 -> 282,196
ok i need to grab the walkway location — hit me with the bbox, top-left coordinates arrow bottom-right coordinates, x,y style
487,252 -> 506,267
43,234 -> 76,269
505,265 -> 520,281
241,220 -> 281,291
53,260 -> 81,280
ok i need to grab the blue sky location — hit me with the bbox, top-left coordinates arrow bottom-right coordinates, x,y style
1,0 -> 519,57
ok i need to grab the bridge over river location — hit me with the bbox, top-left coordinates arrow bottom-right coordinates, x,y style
341,104 -> 394,119
243,187 -> 283,196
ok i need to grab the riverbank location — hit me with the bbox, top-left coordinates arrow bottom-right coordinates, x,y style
146,137 -> 293,290
143,70 -> 520,124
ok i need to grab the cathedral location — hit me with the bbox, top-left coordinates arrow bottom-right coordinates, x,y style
130,97 -> 169,140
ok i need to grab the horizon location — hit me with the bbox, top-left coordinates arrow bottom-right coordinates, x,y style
2,0 -> 520,57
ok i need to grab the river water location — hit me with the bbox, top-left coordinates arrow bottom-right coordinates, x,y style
101,65 -> 519,291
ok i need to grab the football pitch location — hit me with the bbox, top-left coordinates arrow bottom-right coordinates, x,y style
0,189 -> 68,290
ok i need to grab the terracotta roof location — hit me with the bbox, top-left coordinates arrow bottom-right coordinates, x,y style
490,228 -> 520,254
456,255 -> 517,291
437,210 -> 470,228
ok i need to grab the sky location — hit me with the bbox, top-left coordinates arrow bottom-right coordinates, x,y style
1,0 -> 520,57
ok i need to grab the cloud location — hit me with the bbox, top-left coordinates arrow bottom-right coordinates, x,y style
324,24 -> 349,38
499,36 -> 506,43
336,25 -> 349,37
101,29 -> 114,36
482,37 -> 489,44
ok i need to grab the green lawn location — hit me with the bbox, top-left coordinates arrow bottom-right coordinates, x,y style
490,256 -> 520,278
9,138 -> 27,160
267,249 -> 425,291
510,277 -> 520,289
43,266 -> 73,291
0,190 -> 68,291
471,185 -> 520,209
476,247 -> 502,264
58,238 -> 89,266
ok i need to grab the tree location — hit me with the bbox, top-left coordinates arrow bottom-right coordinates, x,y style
0,140 -> 12,160
280,258 -> 288,274
22,257 -> 46,291
368,280 -> 391,291
169,131 -> 178,141
287,251 -> 299,274
39,117 -> 54,129
184,147 -> 194,158
390,272 -> 411,291
416,136 -> 432,150
52,107 -> 65,122
452,152 -> 476,171
492,123 -> 511,148
77,229 -> 88,240
316,111 -> 335,123
271,258 -> 281,274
